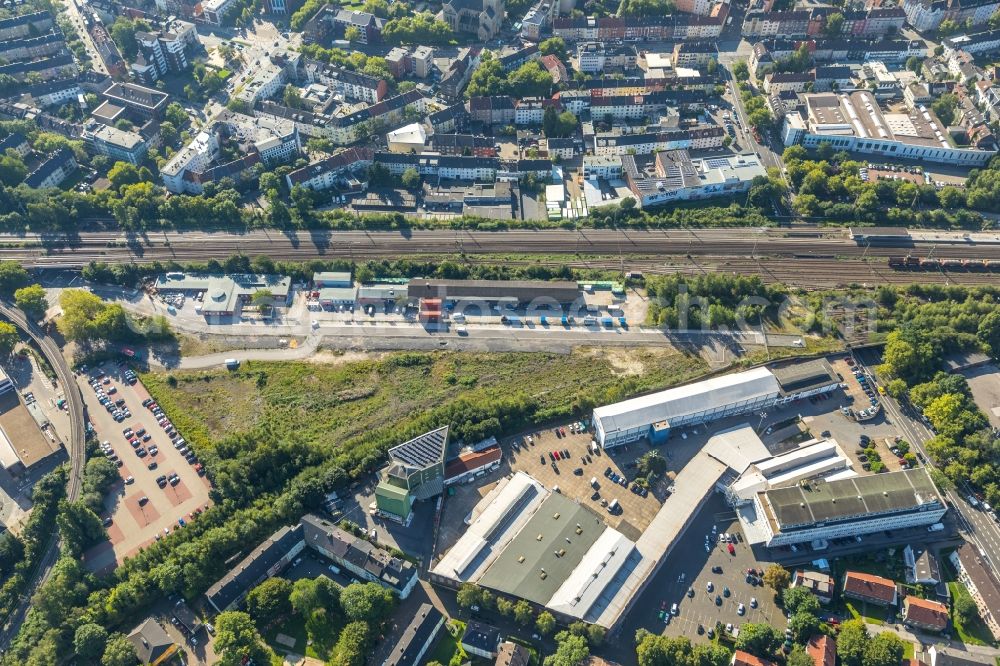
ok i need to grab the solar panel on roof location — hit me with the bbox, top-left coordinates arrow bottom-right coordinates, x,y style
704,157 -> 731,169
389,426 -> 448,467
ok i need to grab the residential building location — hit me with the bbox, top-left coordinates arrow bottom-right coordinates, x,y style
577,42 -> 637,73
127,619 -> 178,666
496,642 -> 531,666
950,543 -> 1000,639
382,604 -> 444,666
304,6 -> 384,44
132,23 -> 193,84
0,32 -> 66,64
903,597 -> 949,632
374,426 -> 449,521
672,41 -> 717,67
782,91 -> 998,166
23,147 -> 76,189
83,124 -> 149,165
441,0 -> 504,40
902,0 -> 1000,33
742,11 -> 812,38
0,11 -> 54,42
101,82 -> 169,120
622,150 -> 767,208
305,61 -> 388,102
461,622 -> 502,659
20,79 -> 80,108
807,635 -> 836,666
843,572 -> 898,607
285,146 -> 374,191
499,44 -> 540,72
814,65 -> 853,91
792,570 -> 835,604
515,96 -> 562,125
386,47 -> 409,78
429,103 -> 469,132
469,95 -> 516,126
205,524 -> 306,612
521,2 -> 549,40
553,13 -> 726,41
945,29 -> 1000,56
904,545 -> 942,585
0,132 -> 30,158
583,155 -> 623,179
440,47 -> 483,101
412,46 -> 434,78
202,0 -> 239,24
540,54 -> 568,84
0,53 -> 77,82
376,152 -> 499,181
233,54 -> 293,106
764,71 -> 815,94
544,137 -> 577,160
429,133 -> 498,156
300,514 -> 419,597
733,651 -> 777,666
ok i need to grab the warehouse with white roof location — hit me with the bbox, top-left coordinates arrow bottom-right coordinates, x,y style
592,367 -> 781,448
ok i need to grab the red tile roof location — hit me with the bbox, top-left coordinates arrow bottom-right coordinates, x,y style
843,571 -> 897,604
445,446 -> 502,479
732,650 -> 777,666
903,596 -> 949,630
807,634 -> 836,666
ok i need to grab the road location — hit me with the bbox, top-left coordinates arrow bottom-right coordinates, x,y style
59,0 -> 108,75
0,304 -> 86,650
6,228 -> 1000,270
852,349 -> 1000,576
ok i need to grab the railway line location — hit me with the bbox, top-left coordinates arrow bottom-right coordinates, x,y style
2,228 -> 1000,268
0,304 -> 85,651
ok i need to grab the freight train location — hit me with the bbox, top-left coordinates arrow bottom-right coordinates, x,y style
888,257 -> 1000,271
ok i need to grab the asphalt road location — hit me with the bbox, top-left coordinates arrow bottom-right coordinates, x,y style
853,349 -> 1000,575
0,304 -> 86,650
5,228 -> 1000,269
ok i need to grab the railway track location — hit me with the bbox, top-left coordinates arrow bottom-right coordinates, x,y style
0,304 -> 85,650
2,229 -> 1000,268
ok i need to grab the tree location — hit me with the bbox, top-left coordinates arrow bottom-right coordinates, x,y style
732,60 -> 749,81
782,586 -> 820,615
283,84 -> 307,110
15,284 -> 48,321
707,57 -> 718,75
763,564 -> 790,591
251,289 -> 274,309
101,633 -> 137,666
331,620 -> 371,666
837,619 -> 869,666
536,610 -> 557,635
906,55 -> 922,74
787,645 -> 814,666
401,167 -> 421,189
108,162 -> 142,191
0,152 -> 26,186
979,310 -> 1000,358
245,577 -> 293,628
340,581 -> 394,623
931,93 -> 959,127
620,197 -> 637,212
457,583 -> 483,609
165,102 -> 188,127
290,575 -> 341,620
0,261 -> 29,295
955,594 -> 980,625
0,322 -> 17,358
57,500 -> 106,555
991,7 -> 1000,28
637,451 -> 667,478
213,611 -> 271,666
345,25 -> 363,42
734,623 -> 780,657
514,599 -> 535,625
789,611 -> 821,642
863,632 -> 905,666
938,18 -> 960,36
544,631 -> 589,666
109,17 -> 149,59
824,12 -> 844,36
74,623 -> 108,660
57,290 -> 130,343
539,37 -> 567,60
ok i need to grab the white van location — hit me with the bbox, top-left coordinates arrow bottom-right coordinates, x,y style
224,359 -> 239,369
452,312 -> 466,323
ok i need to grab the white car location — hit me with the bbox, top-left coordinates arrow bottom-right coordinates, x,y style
671,603 -> 678,615
707,581 -> 714,592
737,603 -> 745,616
124,476 -> 134,484
750,598 -> 757,608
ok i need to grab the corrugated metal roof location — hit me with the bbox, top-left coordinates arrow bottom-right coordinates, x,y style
594,368 -> 780,437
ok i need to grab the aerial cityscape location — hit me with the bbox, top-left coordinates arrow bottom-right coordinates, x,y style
1,0 -> 1000,662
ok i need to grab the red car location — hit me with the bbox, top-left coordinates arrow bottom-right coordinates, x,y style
554,451 -> 561,460
727,543 -> 735,555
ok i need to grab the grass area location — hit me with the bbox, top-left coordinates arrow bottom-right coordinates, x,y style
948,582 -> 997,647
845,600 -> 885,626
902,641 -> 915,659
141,348 -> 708,455
429,619 -> 467,665
739,335 -> 844,367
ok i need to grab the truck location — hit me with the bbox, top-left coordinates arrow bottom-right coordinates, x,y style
602,317 -> 614,327
224,359 -> 240,370
927,523 -> 945,533
561,316 -> 569,326
539,316 -> 548,326
608,498 -> 620,514
583,316 -> 597,326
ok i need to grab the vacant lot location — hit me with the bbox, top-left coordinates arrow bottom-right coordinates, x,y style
141,349 -> 708,460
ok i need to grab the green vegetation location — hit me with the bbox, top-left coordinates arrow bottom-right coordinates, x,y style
645,273 -> 786,329
635,631 -> 730,666
57,289 -> 175,347
468,54 -> 555,99
618,0 -> 674,15
543,107 -> 578,138
382,12 -> 454,45
948,582 -> 995,646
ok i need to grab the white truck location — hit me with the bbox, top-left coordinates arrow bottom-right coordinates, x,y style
927,523 -> 945,533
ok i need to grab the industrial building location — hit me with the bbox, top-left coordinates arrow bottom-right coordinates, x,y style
374,427 -> 448,521
407,279 -> 582,307
592,367 -> 781,448
593,361 -> 841,448
741,468 -> 946,547
430,472 -> 640,624
154,273 -> 292,320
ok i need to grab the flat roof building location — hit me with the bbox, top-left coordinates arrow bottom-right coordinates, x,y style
407,278 -> 581,305
593,367 -> 781,448
748,468 -> 946,547
154,273 -> 292,319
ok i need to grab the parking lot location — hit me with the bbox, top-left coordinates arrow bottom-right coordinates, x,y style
79,361 -> 212,573
962,363 -> 1000,431
618,491 -> 786,645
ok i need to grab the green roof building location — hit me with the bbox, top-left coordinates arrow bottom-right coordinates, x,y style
375,426 -> 449,521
